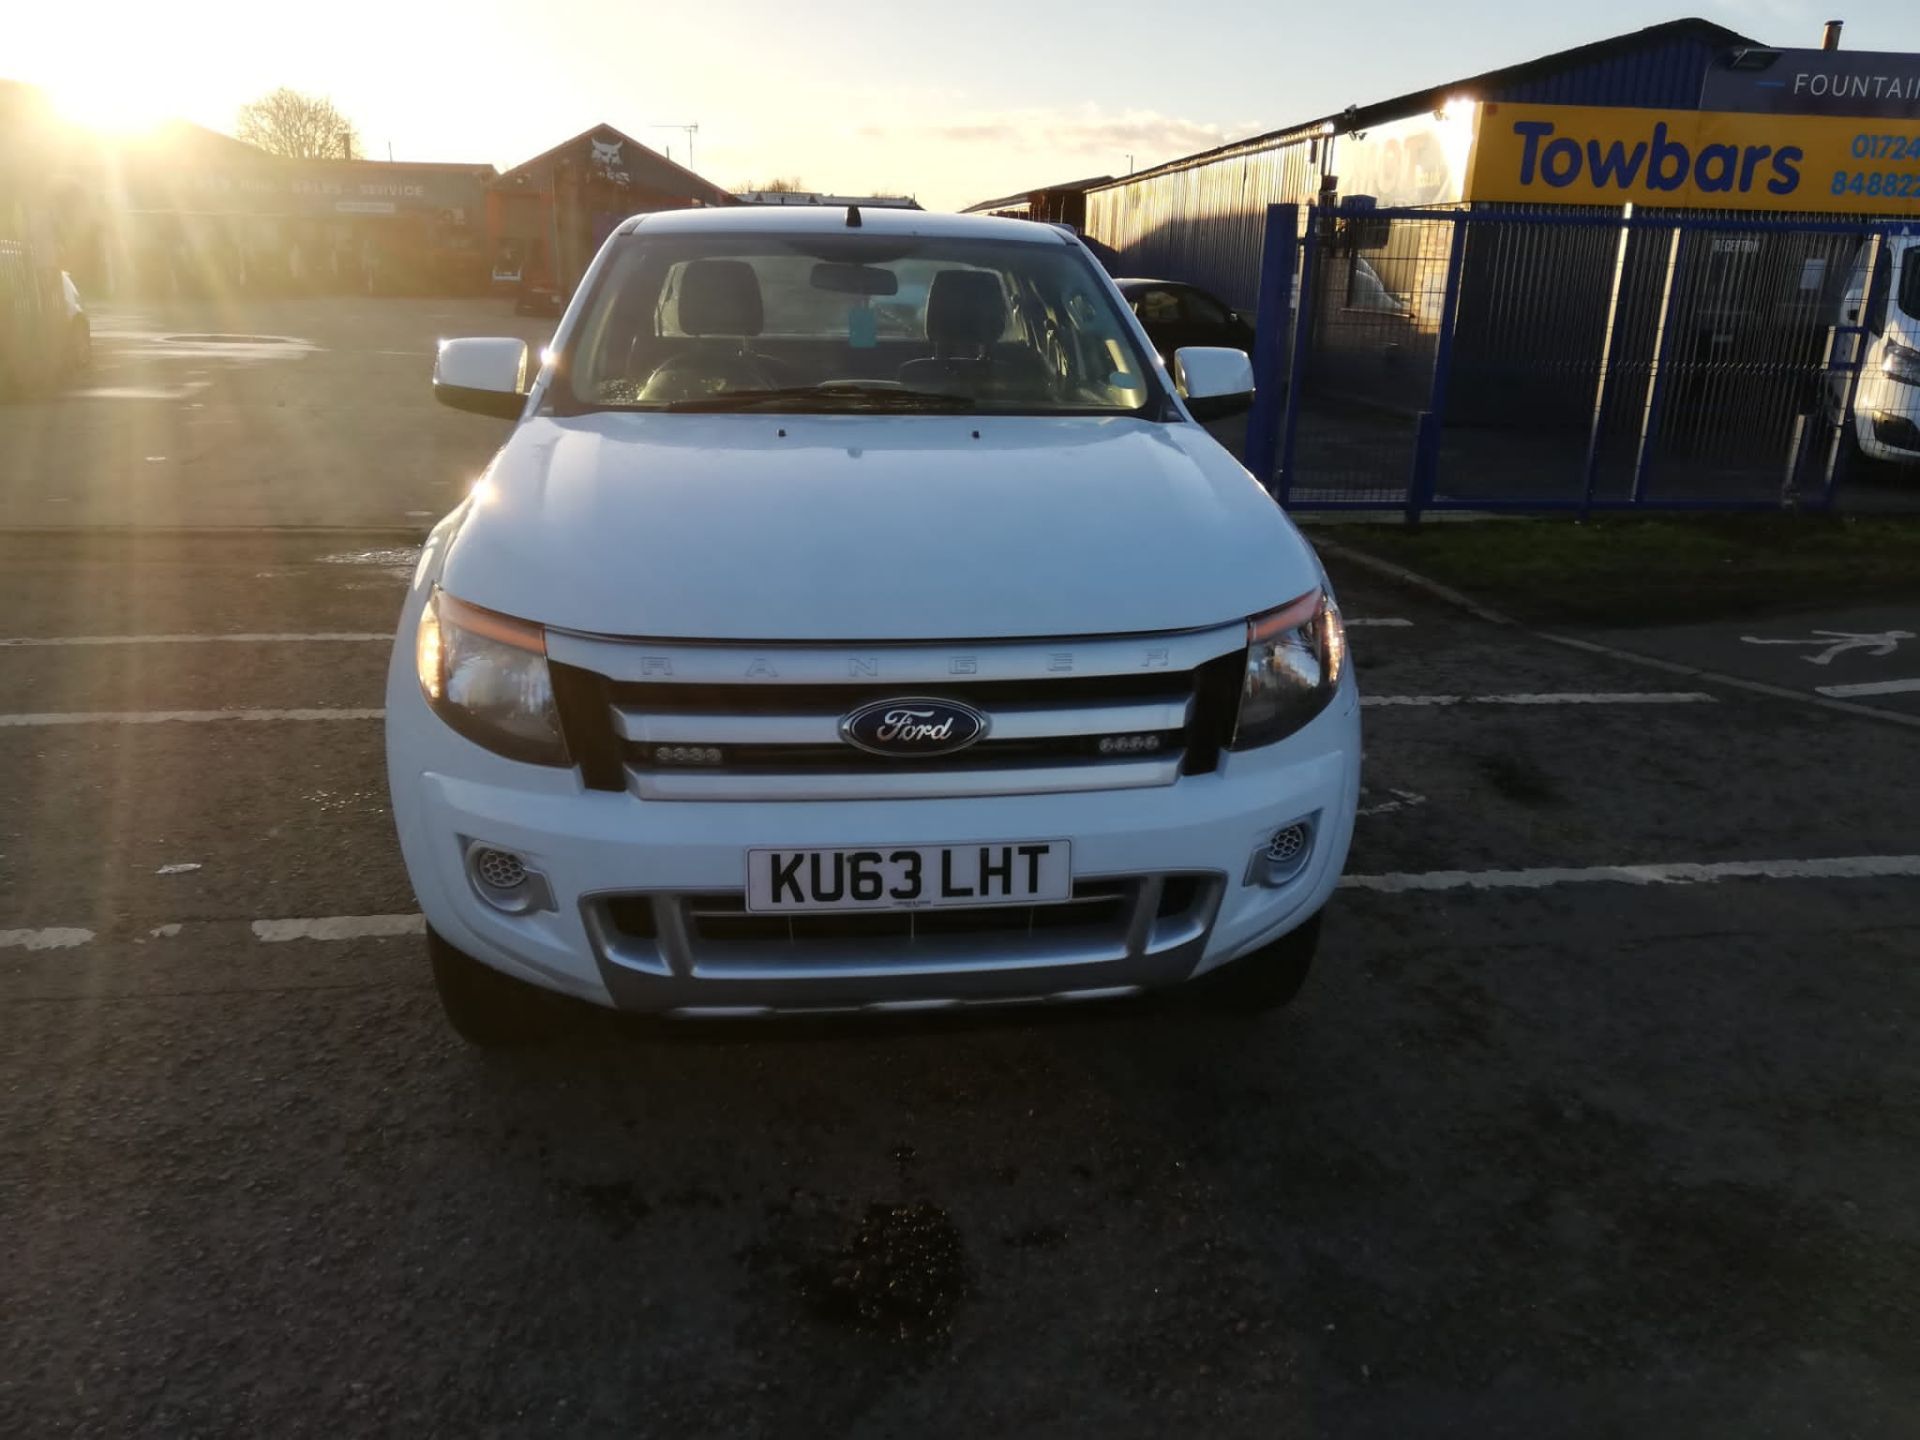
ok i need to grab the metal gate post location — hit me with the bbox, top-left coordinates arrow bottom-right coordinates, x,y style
1631,226 -> 1688,505
1783,414 -> 1811,508
1408,412 -> 1439,522
1274,208 -> 1319,505
1820,229 -> 1890,509
1407,213 -> 1470,521
1581,204 -> 1634,516
1242,204 -> 1298,490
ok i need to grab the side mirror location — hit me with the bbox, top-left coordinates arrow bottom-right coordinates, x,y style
434,338 -> 530,419
1172,345 -> 1254,419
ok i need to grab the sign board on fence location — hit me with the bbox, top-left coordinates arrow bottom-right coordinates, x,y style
1701,49 -> 1920,120
1465,102 -> 1920,215
1334,107 -> 1474,208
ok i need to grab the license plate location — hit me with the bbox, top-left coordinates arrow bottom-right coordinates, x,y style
746,841 -> 1072,913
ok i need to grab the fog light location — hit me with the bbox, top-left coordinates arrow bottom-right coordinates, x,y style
463,840 -> 554,914
473,847 -> 526,891
1097,733 -> 1164,755
1245,817 -> 1316,887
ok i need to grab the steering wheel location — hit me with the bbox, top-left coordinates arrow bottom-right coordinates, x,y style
638,350 -> 782,403
1040,319 -> 1072,387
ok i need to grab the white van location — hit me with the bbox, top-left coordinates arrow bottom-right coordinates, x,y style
390,207 -> 1360,1043
1829,232 -> 1920,465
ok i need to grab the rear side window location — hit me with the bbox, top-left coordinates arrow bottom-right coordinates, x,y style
1132,288 -> 1180,324
1179,288 -> 1230,326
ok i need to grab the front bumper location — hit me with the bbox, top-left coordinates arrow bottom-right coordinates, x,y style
388,669 -> 1361,1017
1855,370 -> 1920,465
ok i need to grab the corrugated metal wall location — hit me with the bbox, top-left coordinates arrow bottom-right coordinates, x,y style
1081,29 -> 1727,307
1083,139 -> 1318,312
1492,33 -> 1724,109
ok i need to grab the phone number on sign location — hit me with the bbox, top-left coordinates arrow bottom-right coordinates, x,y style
1830,171 -> 1920,198
1852,135 -> 1920,161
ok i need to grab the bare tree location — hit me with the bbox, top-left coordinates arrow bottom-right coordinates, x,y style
236,88 -> 361,159
737,177 -> 810,194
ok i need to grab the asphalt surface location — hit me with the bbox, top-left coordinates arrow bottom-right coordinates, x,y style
0,296 -> 547,529
4,299 -> 1920,1438
1580,603 -> 1920,720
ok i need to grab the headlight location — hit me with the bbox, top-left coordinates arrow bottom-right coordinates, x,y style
1232,588 -> 1346,749
1883,338 -> 1920,388
415,588 -> 569,766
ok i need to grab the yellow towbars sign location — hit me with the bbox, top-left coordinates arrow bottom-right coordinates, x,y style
1465,102 -> 1920,214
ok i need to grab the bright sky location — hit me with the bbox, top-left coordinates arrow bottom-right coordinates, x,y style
10,0 -> 1916,210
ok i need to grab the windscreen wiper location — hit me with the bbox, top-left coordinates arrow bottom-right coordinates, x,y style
664,384 -> 975,413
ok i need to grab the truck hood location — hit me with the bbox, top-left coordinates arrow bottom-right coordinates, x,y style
439,413 -> 1320,642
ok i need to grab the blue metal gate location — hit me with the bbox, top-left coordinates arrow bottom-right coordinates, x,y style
1242,202 -> 1914,515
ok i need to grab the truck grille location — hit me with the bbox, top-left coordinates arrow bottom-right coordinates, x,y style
585,874 -> 1223,986
545,624 -> 1248,802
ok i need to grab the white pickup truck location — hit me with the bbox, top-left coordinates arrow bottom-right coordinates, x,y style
389,207 -> 1360,1043
1831,231 -> 1920,466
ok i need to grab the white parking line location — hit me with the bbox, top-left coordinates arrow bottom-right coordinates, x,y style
1342,854 -> 1920,894
7,844 -> 1912,960
1355,786 -> 1426,817
11,849 -> 1920,953
251,915 -> 426,942
0,633 -> 387,648
1,927 -> 96,951
0,708 -> 385,728
1363,691 -> 1715,708
1815,678 -> 1920,699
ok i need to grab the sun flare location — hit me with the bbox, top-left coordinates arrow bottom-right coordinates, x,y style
44,70 -> 175,136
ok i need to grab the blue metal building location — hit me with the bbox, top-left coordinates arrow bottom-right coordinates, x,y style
1074,18 -> 1757,312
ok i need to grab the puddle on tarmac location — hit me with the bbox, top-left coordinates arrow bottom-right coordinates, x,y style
166,334 -> 295,345
318,547 -> 420,568
795,1201 -> 970,1343
304,789 -> 388,818
93,331 -> 320,364
72,386 -> 195,401
317,547 -> 420,581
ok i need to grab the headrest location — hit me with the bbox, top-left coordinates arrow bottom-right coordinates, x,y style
926,269 -> 1007,348
677,259 -> 763,337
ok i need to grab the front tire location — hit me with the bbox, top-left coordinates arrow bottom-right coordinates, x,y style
1194,912 -> 1322,1012
429,927 -> 554,1047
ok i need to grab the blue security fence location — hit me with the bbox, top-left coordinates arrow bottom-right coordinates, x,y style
1242,202 -> 1914,515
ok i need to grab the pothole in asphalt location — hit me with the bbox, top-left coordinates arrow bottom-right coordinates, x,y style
796,1200 -> 970,1343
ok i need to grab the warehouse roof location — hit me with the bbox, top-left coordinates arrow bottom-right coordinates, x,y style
492,124 -> 732,206
1081,17 -> 1757,194
961,175 -> 1116,215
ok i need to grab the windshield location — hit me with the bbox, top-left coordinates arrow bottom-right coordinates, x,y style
1901,246 -> 1920,323
560,231 -> 1160,415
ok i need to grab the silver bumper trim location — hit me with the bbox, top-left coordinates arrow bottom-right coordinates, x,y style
624,754 -> 1184,802
580,872 -> 1225,1014
614,697 -> 1193,746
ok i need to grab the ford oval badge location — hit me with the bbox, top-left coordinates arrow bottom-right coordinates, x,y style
840,697 -> 989,758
